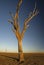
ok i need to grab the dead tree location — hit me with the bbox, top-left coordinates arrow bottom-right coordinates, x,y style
8,0 -> 39,62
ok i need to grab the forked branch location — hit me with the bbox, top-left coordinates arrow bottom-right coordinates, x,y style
21,3 -> 39,39
8,0 -> 22,32
13,0 -> 22,31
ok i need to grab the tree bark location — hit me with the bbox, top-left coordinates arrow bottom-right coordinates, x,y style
8,0 -> 39,63
18,39 -> 24,62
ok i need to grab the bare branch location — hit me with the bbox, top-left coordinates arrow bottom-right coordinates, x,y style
12,28 -> 21,40
33,2 -> 36,13
21,3 -> 39,39
9,12 -> 14,20
13,0 -> 23,32
16,0 -> 22,13
9,12 -> 17,30
9,0 -> 22,32
8,19 -> 13,24
8,19 -> 17,30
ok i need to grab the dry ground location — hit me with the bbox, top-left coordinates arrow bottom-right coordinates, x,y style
0,53 -> 44,65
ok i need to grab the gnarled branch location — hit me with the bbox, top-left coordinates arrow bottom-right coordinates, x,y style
8,0 -> 23,39
12,28 -> 22,40
21,3 -> 39,39
13,0 -> 22,31
8,0 -> 22,32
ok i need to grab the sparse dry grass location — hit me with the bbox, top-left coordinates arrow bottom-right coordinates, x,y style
0,53 -> 44,65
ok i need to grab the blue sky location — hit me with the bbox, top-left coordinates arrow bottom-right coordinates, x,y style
0,0 -> 44,53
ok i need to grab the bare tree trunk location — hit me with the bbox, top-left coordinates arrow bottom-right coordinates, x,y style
18,39 -> 24,62
8,0 -> 39,62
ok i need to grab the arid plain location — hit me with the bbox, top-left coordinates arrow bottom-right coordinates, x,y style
0,53 -> 44,65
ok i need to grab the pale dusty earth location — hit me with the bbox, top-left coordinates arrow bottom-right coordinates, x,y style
0,53 -> 44,65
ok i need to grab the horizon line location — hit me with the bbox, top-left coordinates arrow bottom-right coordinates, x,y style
0,51 -> 44,53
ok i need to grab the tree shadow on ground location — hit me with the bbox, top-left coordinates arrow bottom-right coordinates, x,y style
1,55 -> 24,65
1,55 -> 19,61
